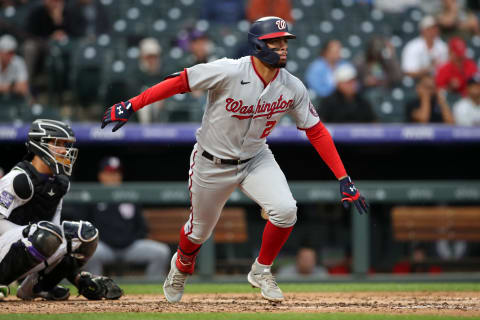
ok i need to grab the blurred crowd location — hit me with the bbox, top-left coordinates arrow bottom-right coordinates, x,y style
1,0 -> 480,126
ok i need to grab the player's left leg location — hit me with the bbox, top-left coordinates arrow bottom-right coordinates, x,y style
163,144 -> 239,303
240,148 -> 298,302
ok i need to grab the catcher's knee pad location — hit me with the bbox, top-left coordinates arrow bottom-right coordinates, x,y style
0,222 -> 62,285
62,220 -> 99,265
26,221 -> 64,259
268,199 -> 297,227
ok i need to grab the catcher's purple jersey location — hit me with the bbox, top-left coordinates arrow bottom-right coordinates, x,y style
186,56 -> 319,159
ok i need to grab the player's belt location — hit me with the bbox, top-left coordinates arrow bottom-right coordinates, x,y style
202,151 -> 253,165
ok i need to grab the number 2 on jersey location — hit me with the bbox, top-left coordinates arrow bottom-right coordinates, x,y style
260,120 -> 277,138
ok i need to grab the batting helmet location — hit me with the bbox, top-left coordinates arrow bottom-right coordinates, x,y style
27,119 -> 78,176
248,16 -> 296,67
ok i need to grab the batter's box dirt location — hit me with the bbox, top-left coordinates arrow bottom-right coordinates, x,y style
1,292 -> 479,316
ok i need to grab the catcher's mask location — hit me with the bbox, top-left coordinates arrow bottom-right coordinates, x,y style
27,119 -> 78,176
248,16 -> 296,67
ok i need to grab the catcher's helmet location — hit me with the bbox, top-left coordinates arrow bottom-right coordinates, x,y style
27,119 -> 78,176
248,16 -> 296,67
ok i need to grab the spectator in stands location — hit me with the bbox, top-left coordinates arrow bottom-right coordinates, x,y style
306,39 -> 352,98
436,37 -> 477,96
131,38 -> 165,124
83,157 -> 171,280
277,245 -> 328,278
318,64 -> 377,123
393,244 -> 442,274
0,34 -> 29,100
405,74 -> 454,123
355,36 -> 402,91
178,29 -> 216,103
23,0 -> 85,91
66,0 -> 110,40
453,75 -> 480,126
401,15 -> 448,79
246,0 -> 293,24
176,28 -> 217,68
201,0 -> 245,25
436,0 -> 480,39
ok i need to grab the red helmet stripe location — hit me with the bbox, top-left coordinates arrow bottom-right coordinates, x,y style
258,32 -> 296,40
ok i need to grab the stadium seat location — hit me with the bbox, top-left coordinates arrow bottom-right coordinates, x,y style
71,41 -> 110,107
364,87 -> 406,123
0,100 -> 21,123
160,93 -> 204,122
0,1 -> 35,30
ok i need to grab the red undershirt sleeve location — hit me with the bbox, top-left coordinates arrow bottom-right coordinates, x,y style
129,69 -> 191,111
304,121 -> 347,180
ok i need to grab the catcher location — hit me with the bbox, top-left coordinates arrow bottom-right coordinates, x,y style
0,119 -> 123,301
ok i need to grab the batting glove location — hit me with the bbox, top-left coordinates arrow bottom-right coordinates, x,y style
339,176 -> 369,214
101,101 -> 134,132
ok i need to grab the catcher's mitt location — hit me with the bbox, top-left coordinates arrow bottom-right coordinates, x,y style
76,272 -> 123,300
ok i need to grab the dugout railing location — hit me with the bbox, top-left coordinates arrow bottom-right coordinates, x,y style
64,180 -> 480,278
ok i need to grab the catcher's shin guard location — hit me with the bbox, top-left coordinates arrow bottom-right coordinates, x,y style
0,222 -> 62,285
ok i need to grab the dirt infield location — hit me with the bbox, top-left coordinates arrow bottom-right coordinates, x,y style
1,292 -> 479,316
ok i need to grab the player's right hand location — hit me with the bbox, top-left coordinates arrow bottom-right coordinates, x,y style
101,101 -> 133,132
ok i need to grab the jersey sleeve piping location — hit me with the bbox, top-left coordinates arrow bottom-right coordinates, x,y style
183,68 -> 192,92
297,118 -> 320,131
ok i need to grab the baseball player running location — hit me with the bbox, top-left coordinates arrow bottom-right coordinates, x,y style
101,16 -> 368,303
0,119 -> 122,301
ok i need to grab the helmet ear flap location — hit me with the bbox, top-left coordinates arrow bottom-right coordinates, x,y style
248,35 -> 280,66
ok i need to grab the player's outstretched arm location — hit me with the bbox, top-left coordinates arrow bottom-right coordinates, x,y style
101,71 -> 190,132
304,121 -> 369,214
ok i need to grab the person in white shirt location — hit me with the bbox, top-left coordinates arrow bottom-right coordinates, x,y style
401,15 -> 448,79
0,34 -> 29,99
453,76 -> 480,126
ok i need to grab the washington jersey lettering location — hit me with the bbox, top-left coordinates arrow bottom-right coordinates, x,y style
185,56 -> 319,159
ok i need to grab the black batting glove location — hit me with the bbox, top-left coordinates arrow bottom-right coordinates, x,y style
101,101 -> 134,132
339,176 -> 369,214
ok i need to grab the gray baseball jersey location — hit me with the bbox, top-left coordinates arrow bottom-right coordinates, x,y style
182,56 -> 320,243
186,56 -> 319,159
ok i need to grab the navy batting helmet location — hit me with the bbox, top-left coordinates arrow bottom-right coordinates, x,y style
248,16 -> 296,67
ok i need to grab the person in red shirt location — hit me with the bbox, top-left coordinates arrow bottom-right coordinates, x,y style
436,37 -> 477,96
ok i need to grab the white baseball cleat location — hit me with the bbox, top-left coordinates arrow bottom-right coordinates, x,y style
0,285 -> 10,300
247,259 -> 284,302
163,252 -> 189,303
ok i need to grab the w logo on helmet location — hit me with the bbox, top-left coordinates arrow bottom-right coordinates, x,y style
275,19 -> 286,30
